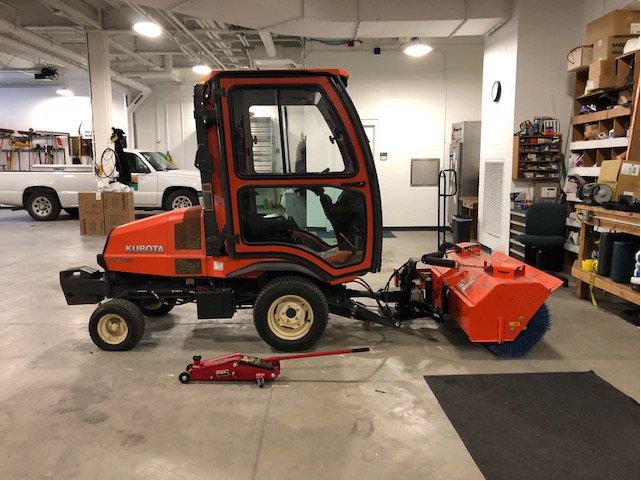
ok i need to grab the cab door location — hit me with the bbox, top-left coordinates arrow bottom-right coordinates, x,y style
216,73 -> 381,283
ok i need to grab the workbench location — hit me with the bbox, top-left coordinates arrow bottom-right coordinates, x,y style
460,196 -> 478,240
571,204 -> 640,305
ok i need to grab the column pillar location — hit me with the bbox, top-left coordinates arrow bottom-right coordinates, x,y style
86,30 -> 113,177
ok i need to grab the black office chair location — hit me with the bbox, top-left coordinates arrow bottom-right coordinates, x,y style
517,202 -> 569,287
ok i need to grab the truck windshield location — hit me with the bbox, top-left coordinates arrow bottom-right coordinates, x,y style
140,151 -> 177,171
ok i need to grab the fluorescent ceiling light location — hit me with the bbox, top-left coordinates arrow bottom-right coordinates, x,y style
56,88 -> 74,96
132,21 -> 162,38
403,38 -> 433,57
192,64 -> 212,75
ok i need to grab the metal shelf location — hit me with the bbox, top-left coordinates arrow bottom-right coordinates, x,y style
569,138 -> 629,150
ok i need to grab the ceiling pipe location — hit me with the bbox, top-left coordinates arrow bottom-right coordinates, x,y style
109,40 -> 161,70
258,30 -> 277,57
0,32 -> 151,100
448,0 -> 468,38
0,17 -> 87,68
121,55 -> 181,82
37,0 -> 101,29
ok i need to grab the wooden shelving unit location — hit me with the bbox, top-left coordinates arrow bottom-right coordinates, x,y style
512,135 -> 562,181
572,205 -> 640,306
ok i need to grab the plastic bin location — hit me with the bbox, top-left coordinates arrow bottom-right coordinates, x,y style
451,214 -> 473,243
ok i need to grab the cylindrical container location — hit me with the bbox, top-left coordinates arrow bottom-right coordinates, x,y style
611,241 -> 638,283
597,233 -> 636,277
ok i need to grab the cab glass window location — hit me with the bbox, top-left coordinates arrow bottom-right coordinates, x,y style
229,88 -> 354,176
238,185 -> 365,267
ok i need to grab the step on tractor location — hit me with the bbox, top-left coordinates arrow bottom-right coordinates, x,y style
60,69 -> 562,358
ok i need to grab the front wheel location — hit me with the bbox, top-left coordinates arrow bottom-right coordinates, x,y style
164,189 -> 198,210
26,190 -> 61,221
89,299 -> 145,351
253,276 -> 328,352
137,298 -> 176,316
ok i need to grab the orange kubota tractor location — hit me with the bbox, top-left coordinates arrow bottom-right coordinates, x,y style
60,69 -> 562,358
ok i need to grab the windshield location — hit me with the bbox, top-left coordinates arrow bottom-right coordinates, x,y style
140,151 -> 177,171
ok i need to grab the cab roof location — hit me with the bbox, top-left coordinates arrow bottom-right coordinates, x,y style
207,68 -> 349,85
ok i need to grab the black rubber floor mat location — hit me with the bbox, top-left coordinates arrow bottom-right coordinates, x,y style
425,371 -> 640,480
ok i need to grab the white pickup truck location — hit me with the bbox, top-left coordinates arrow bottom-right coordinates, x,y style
0,149 -> 202,220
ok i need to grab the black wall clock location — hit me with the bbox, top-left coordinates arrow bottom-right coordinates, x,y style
491,81 -> 502,103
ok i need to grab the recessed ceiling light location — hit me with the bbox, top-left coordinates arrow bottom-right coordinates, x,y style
56,88 -> 74,96
403,38 -> 433,57
192,64 -> 212,75
132,21 -> 162,38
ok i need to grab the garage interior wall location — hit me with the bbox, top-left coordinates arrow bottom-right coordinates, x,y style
478,0 -> 635,253
0,72 -> 127,137
303,42 -> 484,228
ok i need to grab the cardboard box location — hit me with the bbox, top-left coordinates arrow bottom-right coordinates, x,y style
586,10 -> 640,43
102,191 -> 135,233
597,159 -> 621,197
78,192 -> 105,236
585,74 -> 617,92
588,58 -> 616,79
567,45 -> 593,71
592,35 -> 638,61
616,161 -> 640,199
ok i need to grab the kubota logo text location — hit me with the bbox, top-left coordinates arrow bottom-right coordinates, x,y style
125,244 -> 165,253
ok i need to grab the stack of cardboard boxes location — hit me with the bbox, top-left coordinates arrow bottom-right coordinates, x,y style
78,191 -> 135,235
584,10 -> 639,92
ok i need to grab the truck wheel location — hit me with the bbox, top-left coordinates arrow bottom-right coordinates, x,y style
26,190 -> 61,221
89,299 -> 145,351
137,298 -> 176,316
165,189 -> 198,210
253,276 -> 328,352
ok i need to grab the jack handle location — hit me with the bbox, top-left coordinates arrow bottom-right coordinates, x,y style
263,347 -> 370,363
421,255 -> 457,268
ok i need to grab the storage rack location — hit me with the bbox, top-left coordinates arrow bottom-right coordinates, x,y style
512,134 -> 562,181
0,129 -> 72,171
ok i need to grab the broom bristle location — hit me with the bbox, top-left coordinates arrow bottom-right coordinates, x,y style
485,303 -> 551,358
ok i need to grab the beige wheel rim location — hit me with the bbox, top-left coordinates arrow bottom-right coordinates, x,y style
267,294 -> 313,341
97,313 -> 129,345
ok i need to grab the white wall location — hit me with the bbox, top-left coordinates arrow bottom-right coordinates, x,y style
477,0 -> 628,253
304,43 -> 484,227
132,83 -> 198,172
0,72 -> 128,160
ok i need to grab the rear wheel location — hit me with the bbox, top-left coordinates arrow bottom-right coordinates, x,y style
26,190 -> 61,221
165,189 -> 198,210
253,276 -> 328,352
89,299 -> 145,351
137,298 -> 176,316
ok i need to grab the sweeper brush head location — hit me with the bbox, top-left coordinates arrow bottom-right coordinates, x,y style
485,303 -> 551,358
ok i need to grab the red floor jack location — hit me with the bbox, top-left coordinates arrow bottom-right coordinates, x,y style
179,347 -> 370,387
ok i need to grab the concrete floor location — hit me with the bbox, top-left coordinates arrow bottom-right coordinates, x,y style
0,207 -> 638,480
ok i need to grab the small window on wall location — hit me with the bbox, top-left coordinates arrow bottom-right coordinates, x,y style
410,158 -> 439,186
229,88 -> 355,176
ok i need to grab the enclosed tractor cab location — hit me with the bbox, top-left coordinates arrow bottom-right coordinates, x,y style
60,69 -> 562,358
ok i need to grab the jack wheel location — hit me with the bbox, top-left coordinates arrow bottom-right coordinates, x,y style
179,372 -> 191,384
254,275 -> 328,352
257,378 -> 265,388
89,299 -> 145,351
